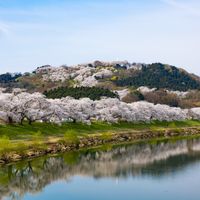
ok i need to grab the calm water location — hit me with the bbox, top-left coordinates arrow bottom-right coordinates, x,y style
1,138 -> 200,200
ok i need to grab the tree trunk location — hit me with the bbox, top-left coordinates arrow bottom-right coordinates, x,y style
8,116 -> 13,124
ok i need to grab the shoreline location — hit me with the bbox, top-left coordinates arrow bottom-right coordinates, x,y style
1,126 -> 200,165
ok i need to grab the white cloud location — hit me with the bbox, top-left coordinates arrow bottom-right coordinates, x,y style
162,0 -> 200,16
0,22 -> 9,35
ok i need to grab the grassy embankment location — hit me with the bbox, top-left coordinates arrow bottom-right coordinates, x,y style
0,120 -> 200,160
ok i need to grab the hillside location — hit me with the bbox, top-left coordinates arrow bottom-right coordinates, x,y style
115,63 -> 200,91
0,61 -> 200,103
1,61 -> 199,92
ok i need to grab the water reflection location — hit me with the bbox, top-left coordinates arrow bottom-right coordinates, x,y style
1,138 -> 200,200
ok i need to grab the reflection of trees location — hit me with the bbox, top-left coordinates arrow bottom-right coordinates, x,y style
1,139 -> 200,199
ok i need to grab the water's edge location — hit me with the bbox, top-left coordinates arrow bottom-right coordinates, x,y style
1,127 -> 200,165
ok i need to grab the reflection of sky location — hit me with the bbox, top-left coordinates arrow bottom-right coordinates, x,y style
0,0 -> 200,75
21,163 -> 200,200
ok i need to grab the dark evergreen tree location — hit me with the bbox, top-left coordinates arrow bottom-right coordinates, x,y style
0,73 -> 22,84
44,86 -> 118,100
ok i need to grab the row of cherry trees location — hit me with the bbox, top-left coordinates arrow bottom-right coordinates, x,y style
0,90 -> 200,125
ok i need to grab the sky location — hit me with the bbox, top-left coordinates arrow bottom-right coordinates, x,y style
0,0 -> 200,75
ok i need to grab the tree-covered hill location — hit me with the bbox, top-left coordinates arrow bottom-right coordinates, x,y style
44,86 -> 118,100
114,63 -> 200,91
1,62 -> 200,93
0,73 -> 22,89
0,73 -> 22,84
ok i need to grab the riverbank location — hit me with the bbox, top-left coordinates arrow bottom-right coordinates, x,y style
1,120 -> 200,164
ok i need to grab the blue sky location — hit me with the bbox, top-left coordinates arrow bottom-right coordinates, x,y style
0,0 -> 200,75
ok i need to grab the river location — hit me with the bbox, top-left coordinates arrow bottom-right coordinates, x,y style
1,138 -> 200,200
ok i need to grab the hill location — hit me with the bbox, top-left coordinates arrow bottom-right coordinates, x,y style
0,61 -> 200,100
